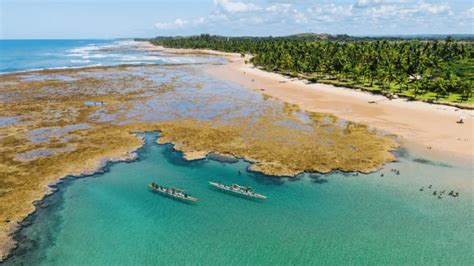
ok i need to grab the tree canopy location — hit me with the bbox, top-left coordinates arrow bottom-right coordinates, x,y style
149,34 -> 474,105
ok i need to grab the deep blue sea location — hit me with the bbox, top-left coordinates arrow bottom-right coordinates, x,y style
0,39 -> 222,73
1,40 -> 473,265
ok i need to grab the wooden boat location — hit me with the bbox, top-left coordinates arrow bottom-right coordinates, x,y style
149,183 -> 199,203
209,181 -> 267,199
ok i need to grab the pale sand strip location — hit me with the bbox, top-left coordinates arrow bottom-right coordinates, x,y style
145,44 -> 473,163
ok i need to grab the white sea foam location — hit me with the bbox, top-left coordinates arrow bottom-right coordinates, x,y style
65,40 -> 170,64
120,55 -> 161,61
81,53 -> 117,59
119,61 -> 149,65
0,64 -> 104,75
2,39 -> 222,75
161,57 -> 199,64
70,59 -> 91,63
65,53 -> 84,57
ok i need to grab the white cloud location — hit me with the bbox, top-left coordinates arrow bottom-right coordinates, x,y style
366,5 -> 398,17
266,3 -> 291,14
356,0 -> 409,8
293,9 -> 308,24
305,4 -> 353,23
155,18 -> 189,30
214,0 -> 260,13
398,2 -> 452,17
193,17 -> 207,26
155,16 -> 212,31
152,0 -> 464,35
309,4 -> 353,16
415,2 -> 451,14
356,0 -> 383,7
464,7 -> 474,19
365,1 -> 452,19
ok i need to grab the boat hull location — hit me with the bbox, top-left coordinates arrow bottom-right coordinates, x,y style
209,182 -> 267,200
149,185 -> 199,203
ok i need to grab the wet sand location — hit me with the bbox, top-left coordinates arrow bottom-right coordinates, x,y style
146,43 -> 474,163
1,42 -> 470,261
182,48 -> 473,163
148,41 -> 473,163
0,62 -> 399,260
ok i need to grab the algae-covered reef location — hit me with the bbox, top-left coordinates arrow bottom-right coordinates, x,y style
0,66 -> 163,258
0,64 -> 398,259
156,115 -> 397,176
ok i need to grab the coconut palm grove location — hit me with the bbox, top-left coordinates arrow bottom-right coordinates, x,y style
151,34 -> 473,105
1,0 -> 474,264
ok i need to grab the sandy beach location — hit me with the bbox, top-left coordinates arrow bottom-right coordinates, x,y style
203,57 -> 472,165
213,61 -> 473,162
146,44 -> 473,164
0,58 -> 398,260
3,0 -> 474,262
1,41 -> 471,263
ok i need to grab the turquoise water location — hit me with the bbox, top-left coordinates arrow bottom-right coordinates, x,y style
5,133 -> 473,265
2,39 -> 472,265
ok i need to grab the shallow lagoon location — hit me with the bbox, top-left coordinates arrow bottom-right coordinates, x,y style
2,40 -> 472,265
5,133 -> 472,265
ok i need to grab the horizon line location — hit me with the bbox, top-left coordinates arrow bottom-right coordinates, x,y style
1,33 -> 473,41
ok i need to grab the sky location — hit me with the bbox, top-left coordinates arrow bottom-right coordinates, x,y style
0,0 -> 473,39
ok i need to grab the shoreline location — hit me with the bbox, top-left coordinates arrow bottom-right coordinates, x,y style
145,44 -> 473,163
176,49 -> 473,164
0,134 -> 145,261
2,43 -> 471,261
1,130 -> 398,263
1,57 -> 397,260
6,132 -> 472,265
2,133 -> 150,263
0,62 -> 217,77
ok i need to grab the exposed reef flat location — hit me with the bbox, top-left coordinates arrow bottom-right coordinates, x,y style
156,117 -> 398,176
201,50 -> 474,163
207,152 -> 239,163
0,66 -> 161,259
0,64 -> 398,259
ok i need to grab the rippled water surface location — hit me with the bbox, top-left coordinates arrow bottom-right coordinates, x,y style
5,133 -> 473,265
0,40 -> 224,73
2,40 -> 472,266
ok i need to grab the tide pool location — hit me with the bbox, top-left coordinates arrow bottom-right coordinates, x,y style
5,133 -> 473,265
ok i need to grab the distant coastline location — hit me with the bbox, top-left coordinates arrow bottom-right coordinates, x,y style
146,34 -> 474,109
144,42 -> 473,163
135,33 -> 474,42
1,39 -> 472,263
0,44 -> 400,260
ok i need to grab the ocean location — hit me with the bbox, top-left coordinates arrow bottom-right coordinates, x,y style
0,39 -> 223,73
1,40 -> 472,265
4,133 -> 473,265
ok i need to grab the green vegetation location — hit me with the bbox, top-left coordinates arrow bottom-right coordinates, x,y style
150,34 -> 474,106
